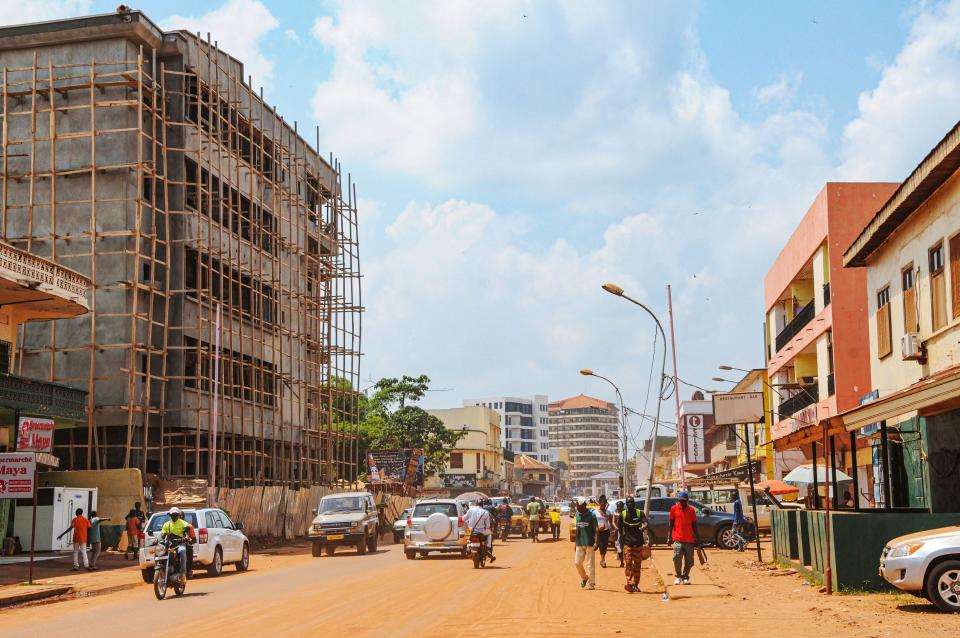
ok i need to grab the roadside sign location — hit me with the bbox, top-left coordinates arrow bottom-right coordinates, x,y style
713,392 -> 764,426
0,452 -> 36,499
16,416 -> 55,453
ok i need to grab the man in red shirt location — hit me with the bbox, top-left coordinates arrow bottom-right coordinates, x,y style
57,508 -> 92,571
668,491 -> 699,585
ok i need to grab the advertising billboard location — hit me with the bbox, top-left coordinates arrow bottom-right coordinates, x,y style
713,392 -> 765,426
684,414 -> 708,464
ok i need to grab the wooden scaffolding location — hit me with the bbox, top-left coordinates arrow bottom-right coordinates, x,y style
0,42 -> 362,486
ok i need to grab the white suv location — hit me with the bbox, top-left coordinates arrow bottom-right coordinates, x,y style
403,498 -> 469,560
139,508 -> 250,583
880,526 -> 960,613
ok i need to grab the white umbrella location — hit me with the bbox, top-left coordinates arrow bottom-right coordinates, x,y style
783,464 -> 852,485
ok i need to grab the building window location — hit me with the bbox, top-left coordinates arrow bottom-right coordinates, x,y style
951,234 -> 960,319
449,453 -> 463,469
931,242 -> 947,331
902,264 -> 918,333
877,286 -> 892,359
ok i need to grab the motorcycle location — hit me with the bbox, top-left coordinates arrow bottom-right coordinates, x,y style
153,536 -> 189,600
468,530 -> 488,569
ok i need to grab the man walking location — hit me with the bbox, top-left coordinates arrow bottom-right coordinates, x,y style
613,500 -> 625,568
87,510 -> 111,570
732,495 -> 748,552
668,491 -> 699,585
124,507 -> 142,560
526,498 -> 541,543
619,496 -> 649,593
57,508 -> 91,571
573,497 -> 598,590
595,495 -> 611,567
548,506 -> 561,540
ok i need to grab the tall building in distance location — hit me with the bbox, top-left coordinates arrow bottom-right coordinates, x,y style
0,11 -> 362,485
462,395 -> 550,463
548,394 -> 619,493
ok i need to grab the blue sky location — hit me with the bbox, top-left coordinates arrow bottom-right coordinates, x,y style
12,1 -> 960,452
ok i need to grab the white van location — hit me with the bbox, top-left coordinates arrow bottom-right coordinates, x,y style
634,484 -> 669,500
690,483 -> 797,531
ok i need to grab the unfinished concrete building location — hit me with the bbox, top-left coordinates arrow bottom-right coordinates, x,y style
0,11 -> 362,486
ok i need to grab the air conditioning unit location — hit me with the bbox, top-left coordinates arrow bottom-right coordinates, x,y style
902,332 -> 924,361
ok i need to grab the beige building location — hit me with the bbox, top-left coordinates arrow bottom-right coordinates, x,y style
548,394 -> 619,494
840,121 -> 960,512
427,406 -> 503,494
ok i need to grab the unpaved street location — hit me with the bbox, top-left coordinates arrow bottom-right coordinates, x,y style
4,529 -> 960,638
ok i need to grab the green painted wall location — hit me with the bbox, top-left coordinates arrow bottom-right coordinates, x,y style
773,510 -> 960,590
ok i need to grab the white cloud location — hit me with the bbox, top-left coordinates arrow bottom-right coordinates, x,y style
752,71 -> 803,106
838,0 -> 960,180
329,2 -> 960,413
162,0 -> 279,91
0,1 -> 91,25
284,28 -> 300,43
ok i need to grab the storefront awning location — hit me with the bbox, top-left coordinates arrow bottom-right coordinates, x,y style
838,364 -> 960,431
772,418 -> 847,451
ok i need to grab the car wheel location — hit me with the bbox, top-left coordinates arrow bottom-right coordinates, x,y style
324,545 -> 335,556
236,543 -> 249,571
312,543 -> 323,557
357,531 -> 368,555
716,525 -> 738,550
141,569 -> 153,584
404,549 -> 416,560
926,560 -> 960,613
207,547 -> 223,576
367,529 -> 378,552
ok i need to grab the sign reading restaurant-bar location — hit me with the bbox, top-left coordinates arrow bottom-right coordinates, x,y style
0,453 -> 36,499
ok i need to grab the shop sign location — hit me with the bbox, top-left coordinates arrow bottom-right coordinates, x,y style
17,416 -> 55,453
0,452 -> 36,499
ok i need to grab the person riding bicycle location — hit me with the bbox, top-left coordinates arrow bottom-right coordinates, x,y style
161,507 -> 195,579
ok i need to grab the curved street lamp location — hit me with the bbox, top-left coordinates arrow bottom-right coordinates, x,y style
580,368 -> 628,501
602,282 -> 669,518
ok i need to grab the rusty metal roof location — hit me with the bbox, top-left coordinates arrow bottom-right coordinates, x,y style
844,118 -> 960,267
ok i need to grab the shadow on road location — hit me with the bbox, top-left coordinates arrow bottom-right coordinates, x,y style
894,603 -> 941,614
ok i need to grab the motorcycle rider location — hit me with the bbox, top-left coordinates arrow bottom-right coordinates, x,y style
160,507 -> 195,580
483,499 -> 500,545
498,501 -> 513,539
463,499 -> 496,563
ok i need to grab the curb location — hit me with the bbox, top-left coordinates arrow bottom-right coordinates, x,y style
0,586 -> 74,608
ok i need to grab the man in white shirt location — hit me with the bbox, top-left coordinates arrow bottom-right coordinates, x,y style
463,499 -> 496,562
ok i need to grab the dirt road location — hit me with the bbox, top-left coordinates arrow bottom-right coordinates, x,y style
3,533 -> 959,637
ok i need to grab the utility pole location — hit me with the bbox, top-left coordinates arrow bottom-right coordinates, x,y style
667,285 -> 686,489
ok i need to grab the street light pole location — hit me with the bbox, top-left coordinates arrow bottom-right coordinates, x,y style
580,369 -> 628,500
602,283 -> 668,519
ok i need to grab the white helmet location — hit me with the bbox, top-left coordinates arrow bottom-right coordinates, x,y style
169,507 -> 183,516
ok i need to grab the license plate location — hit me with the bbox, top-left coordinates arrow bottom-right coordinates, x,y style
327,534 -> 344,541
427,542 -> 445,547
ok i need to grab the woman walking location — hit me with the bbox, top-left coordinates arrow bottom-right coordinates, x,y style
595,495 -> 612,568
620,496 -> 650,593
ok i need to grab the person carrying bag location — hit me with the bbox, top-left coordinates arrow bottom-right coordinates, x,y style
619,496 -> 651,593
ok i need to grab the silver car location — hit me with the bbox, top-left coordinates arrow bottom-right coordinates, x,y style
403,498 -> 469,559
880,526 -> 960,612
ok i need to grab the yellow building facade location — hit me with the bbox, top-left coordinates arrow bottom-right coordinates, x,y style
426,406 -> 503,493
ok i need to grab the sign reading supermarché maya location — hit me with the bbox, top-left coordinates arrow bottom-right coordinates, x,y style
0,453 -> 36,499
17,416 -> 55,453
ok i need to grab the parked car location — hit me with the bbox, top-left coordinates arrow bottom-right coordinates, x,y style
307,491 -> 380,557
393,508 -> 413,543
689,484 -> 799,532
639,497 -> 755,549
138,508 -> 250,583
880,526 -> 960,612
403,498 -> 469,559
